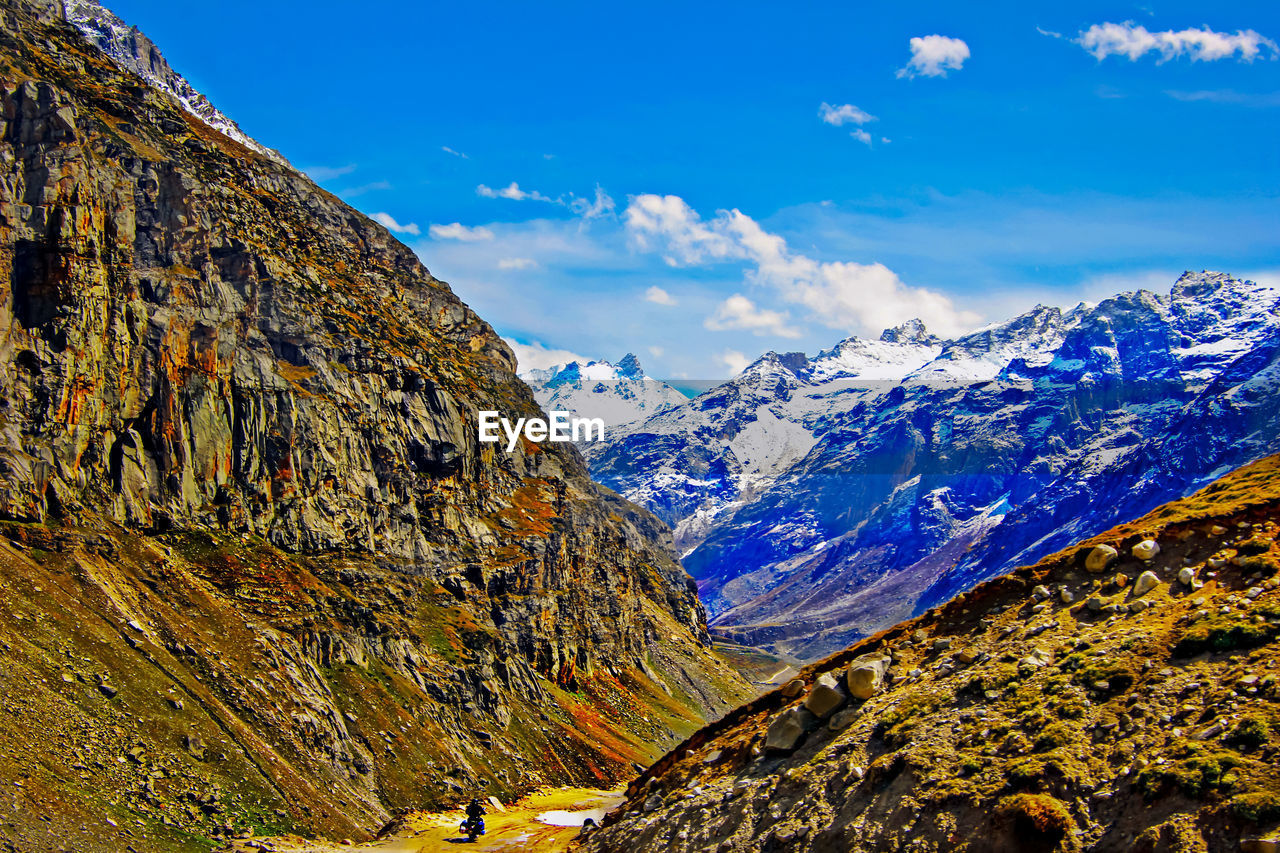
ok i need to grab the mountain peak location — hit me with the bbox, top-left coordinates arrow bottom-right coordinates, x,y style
616,353 -> 644,380
61,0 -> 288,165
879,318 -> 941,346
1170,269 -> 1245,301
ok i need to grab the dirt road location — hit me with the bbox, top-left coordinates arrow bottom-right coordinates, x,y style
233,788 -> 623,853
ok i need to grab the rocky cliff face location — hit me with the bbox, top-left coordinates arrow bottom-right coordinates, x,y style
583,454 -> 1280,853
0,2 -> 748,849
588,273 -> 1280,660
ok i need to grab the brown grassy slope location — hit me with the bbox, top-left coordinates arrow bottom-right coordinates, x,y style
581,454 -> 1280,853
0,518 -> 748,853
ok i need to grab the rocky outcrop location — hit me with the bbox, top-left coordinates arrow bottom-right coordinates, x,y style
0,2 -> 748,849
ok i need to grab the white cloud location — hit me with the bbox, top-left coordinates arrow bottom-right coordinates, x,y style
1076,22 -> 1277,63
477,182 -> 556,202
897,35 -> 971,78
705,294 -> 803,338
624,194 -> 741,265
819,102 -> 876,126
371,212 -> 421,236
714,349 -> 752,377
442,146 -> 469,159
644,285 -> 677,306
851,129 -> 873,146
503,338 -> 591,373
498,257 -> 538,270
648,346 -> 664,358
429,222 -> 495,242
624,193 -> 980,337
304,163 -> 356,181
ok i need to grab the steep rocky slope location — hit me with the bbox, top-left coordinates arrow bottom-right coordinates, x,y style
581,454 -> 1280,853
588,274 -> 1280,659
60,0 -> 286,164
0,1 -> 749,850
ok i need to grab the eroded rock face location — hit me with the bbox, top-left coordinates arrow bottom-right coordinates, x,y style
0,2 -> 748,846
0,0 -> 714,684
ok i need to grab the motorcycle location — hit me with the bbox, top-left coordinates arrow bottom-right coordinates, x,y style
460,814 -> 486,841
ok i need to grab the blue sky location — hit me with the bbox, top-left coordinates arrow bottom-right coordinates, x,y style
109,0 -> 1280,378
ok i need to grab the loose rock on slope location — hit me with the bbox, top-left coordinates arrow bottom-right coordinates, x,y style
582,454 -> 1280,853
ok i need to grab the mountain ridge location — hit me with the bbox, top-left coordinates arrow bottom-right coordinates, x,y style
60,0 -> 288,164
587,271 -> 1280,659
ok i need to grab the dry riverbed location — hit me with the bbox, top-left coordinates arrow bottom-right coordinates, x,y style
228,788 -> 622,853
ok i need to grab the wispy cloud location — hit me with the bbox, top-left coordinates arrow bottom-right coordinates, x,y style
442,146 -> 469,159
569,186 -> 616,220
819,102 -> 876,126
1076,22 -> 1277,63
304,163 -> 357,181
851,129 -> 873,146
429,222 -> 495,242
476,182 -> 617,221
372,212 -> 420,236
704,294 -> 802,338
338,180 -> 392,198
644,285 -> 677,306
477,182 -> 557,202
897,35 -> 970,79
1166,88 -> 1280,106
625,194 -> 979,337
498,257 -> 538,270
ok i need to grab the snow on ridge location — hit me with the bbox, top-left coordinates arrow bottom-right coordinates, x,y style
62,0 -> 290,167
809,337 -> 941,382
521,353 -> 688,438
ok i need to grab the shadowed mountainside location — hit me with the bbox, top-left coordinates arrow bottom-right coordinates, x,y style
0,1 -> 750,849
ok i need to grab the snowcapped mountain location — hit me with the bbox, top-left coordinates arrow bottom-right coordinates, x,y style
588,272 -> 1280,659
521,353 -> 689,437
61,0 -> 288,165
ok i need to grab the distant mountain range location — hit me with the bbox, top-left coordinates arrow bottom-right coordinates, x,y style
587,271 -> 1280,659
521,353 -> 689,437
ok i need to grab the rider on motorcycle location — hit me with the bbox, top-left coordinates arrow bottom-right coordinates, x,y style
462,797 -> 486,838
